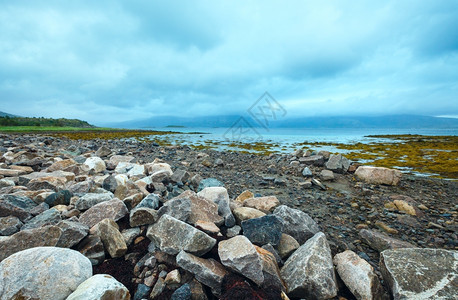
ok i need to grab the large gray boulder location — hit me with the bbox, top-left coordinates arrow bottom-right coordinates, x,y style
158,196 -> 191,222
325,154 -> 350,173
241,215 -> 283,246
0,247 -> 92,300
147,214 -> 216,256
176,190 -> 224,227
0,225 -> 62,261
66,274 -> 130,300
79,198 -> 128,228
56,220 -> 89,248
281,232 -> 337,299
198,187 -> 235,227
176,250 -> 229,296
273,205 -> 320,244
380,248 -> 457,300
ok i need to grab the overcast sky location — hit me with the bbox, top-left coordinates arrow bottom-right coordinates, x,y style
0,0 -> 457,125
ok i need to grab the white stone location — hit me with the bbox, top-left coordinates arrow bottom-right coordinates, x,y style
66,274 -> 130,300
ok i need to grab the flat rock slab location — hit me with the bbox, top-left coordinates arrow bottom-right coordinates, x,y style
79,198 -> 128,228
380,248 -> 457,300
147,214 -> 216,256
359,229 -> 415,252
273,205 -> 320,245
66,274 -> 130,300
75,192 -> 114,211
0,225 -> 62,262
243,196 -> 280,214
22,207 -> 62,230
0,246 -> 92,300
281,232 -> 337,299
355,166 -> 402,186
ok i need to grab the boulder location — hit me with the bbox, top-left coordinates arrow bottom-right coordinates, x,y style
233,207 -> 266,224
255,245 -> 286,291
0,200 -> 32,222
355,166 -> 402,186
115,161 -> 145,177
281,232 -> 337,299
359,229 -> 415,252
276,234 -> 300,259
82,157 -> 106,173
0,225 -> 62,261
158,196 -> 192,222
198,187 -> 235,227
0,247 -> 92,300
147,214 -> 216,256
79,198 -> 128,228
108,155 -> 135,168
56,220 -> 89,248
95,145 -> 112,157
325,154 -> 350,173
27,176 -> 67,191
94,218 -> 127,258
102,175 -> 118,193
176,190 -> 224,227
145,161 -> 173,176
47,159 -> 77,172
171,283 -> 191,300
0,216 -> 23,236
235,190 -> 254,202
66,274 -> 130,300
130,207 -> 158,227
242,196 -> 280,214
299,155 -> 324,166
320,170 -> 335,181
22,207 -> 62,230
273,205 -> 320,244
218,235 -> 264,286
137,193 -> 161,209
76,235 -> 105,265
241,215 -> 283,246
333,250 -> 383,300
75,192 -> 114,211
380,248 -> 457,300
197,178 -> 223,192
45,190 -> 73,207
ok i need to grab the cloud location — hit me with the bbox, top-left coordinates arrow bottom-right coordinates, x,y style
0,0 -> 457,125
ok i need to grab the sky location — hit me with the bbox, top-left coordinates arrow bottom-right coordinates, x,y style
0,0 -> 457,125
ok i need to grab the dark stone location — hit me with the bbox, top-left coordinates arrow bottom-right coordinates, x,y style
0,216 -> 23,236
45,190 -> 72,207
22,208 -> 61,230
133,284 -> 151,300
241,215 -> 283,246
75,234 -> 105,265
171,283 -> 192,300
197,178 -> 223,192
136,194 -> 160,210
0,201 -> 32,222
102,175 -> 118,193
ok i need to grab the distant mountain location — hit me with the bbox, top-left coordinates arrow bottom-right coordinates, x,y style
0,111 -> 19,117
103,114 -> 458,129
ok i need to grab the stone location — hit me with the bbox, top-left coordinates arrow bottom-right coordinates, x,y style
355,166 -> 402,186
0,168 -> 24,177
67,274 -> 130,300
150,278 -> 166,299
122,227 -> 141,246
197,178 -> 223,192
218,235 -> 264,286
273,205 -> 320,244
375,221 -> 398,234
380,248 -> 457,300
359,229 -> 415,252
45,190 -> 73,207
136,193 -> 160,209
19,170 -> 75,185
0,178 -> 15,188
47,159 -> 77,172
79,198 -> 128,228
255,245 -> 286,291
320,169 -> 335,181
147,214 -> 216,256
134,284 -> 151,300
27,175 -> 67,191
130,207 -> 158,227
76,234 -> 105,265
311,178 -> 327,190
165,269 -> 181,286
226,225 -> 241,238
333,250 -> 383,300
0,200 -> 32,222
145,161 -> 173,176
235,190 -> 254,202
233,207 -> 266,224
188,279 -> 208,300
22,207 -> 62,230
241,215 -> 283,246
0,247 -> 92,300
158,196 -> 191,222
171,283 -> 191,300
115,161 -> 145,177
102,175 -> 118,193
0,216 -> 22,236
197,187 -> 235,227
95,145 -> 112,157
75,192 -> 114,211
175,190 -> 223,227
281,232 -> 337,299
242,196 -> 280,214
123,192 -> 144,210
108,155 -> 135,168
171,169 -> 190,184
56,220 -> 89,248
302,166 -> 313,177
94,218 -> 127,258
82,156 -> 106,173
299,155 -> 324,166
68,180 -> 94,194
262,243 -> 284,268
325,154 -> 351,173
277,233 -> 300,259
195,220 -> 220,235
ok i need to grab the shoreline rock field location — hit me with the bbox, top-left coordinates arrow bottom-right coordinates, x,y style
0,133 -> 456,299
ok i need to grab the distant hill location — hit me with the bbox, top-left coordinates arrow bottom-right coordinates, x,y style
103,114 -> 458,129
0,111 -> 19,118
0,115 -> 95,128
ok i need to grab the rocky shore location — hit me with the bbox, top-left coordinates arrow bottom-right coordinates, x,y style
0,133 -> 456,300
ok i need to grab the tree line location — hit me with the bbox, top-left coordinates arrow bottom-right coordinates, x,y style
0,116 -> 94,127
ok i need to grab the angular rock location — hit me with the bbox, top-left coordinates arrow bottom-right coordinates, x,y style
0,216 -> 23,236
355,166 -> 402,186
0,168 -> 24,177
380,248 -> 457,300
102,175 -> 118,193
226,225 -> 241,238
0,247 -> 92,300
108,155 -> 135,168
195,220 -> 220,235
67,274 -> 130,300
218,235 -> 264,286
311,178 -> 327,190
273,205 -> 320,244
197,178 -> 223,192
145,161 -> 173,176
76,234 -> 105,265
235,190 -> 254,202
241,215 -> 283,246
115,161 -> 145,177
359,229 -> 415,252
0,178 -> 15,188
233,207 -> 266,224
281,232 -> 337,299
82,156 -> 106,173
325,154 -> 350,173
276,233 -> 300,259
255,245 -> 286,291
45,189 -> 73,207
320,169 -> 335,181
75,192 -> 113,211
96,145 -> 112,157
334,250 -> 383,300
177,250 -> 229,296
56,219 -> 89,248
0,200 -> 32,222
242,196 -> 280,214
47,159 -> 77,172
147,214 -> 216,256
299,155 -> 325,166
175,190 -> 223,227
302,166 -> 313,177
171,283 -> 191,300
122,227 -> 141,246
130,207 -> 158,227
171,169 -> 190,184
94,218 -> 127,258
27,175 -> 67,191
136,193 -> 160,209
158,196 -> 192,222
22,207 -> 62,230
19,170 -> 75,186
262,243 -> 284,268
197,187 -> 235,227
79,198 -> 128,228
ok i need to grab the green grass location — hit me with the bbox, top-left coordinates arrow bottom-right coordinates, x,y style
0,126 -> 114,132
